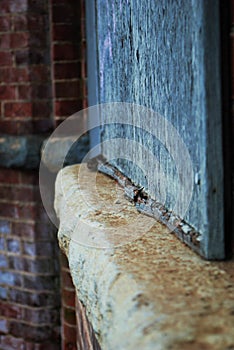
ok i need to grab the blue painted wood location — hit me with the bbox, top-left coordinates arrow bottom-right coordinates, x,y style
87,0 -> 224,259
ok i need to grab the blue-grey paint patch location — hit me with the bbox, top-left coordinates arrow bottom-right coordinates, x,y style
93,0 -> 224,259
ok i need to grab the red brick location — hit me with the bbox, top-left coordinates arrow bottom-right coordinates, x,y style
0,33 -> 10,49
0,185 -> 35,202
8,289 -> 60,308
22,241 -> 54,257
0,85 -> 16,100
63,323 -> 77,342
11,32 -> 29,49
4,102 -> 32,117
14,48 -> 29,65
54,62 -> 81,79
62,289 -> 76,308
32,101 -> 52,118
0,254 -> 8,268
0,51 -> 13,66
52,24 -> 75,41
7,239 -> 21,254
55,81 -> 81,98
9,321 -> 53,342
0,119 -> 33,135
63,307 -> 76,325
0,16 -> 11,32
32,118 -> 54,133
0,318 -> 9,334
23,274 -> 58,291
24,307 -> 59,325
9,256 -> 57,275
63,341 -> 77,350
17,84 -> 31,99
0,1 -> 10,15
0,220 -> 11,234
9,0 -> 28,13
53,43 -> 79,61
52,4 -> 76,23
28,15 -> 47,32
0,301 -> 23,319
62,270 -> 74,290
0,202 -> 36,220
19,171 -> 37,185
31,84 -> 52,99
55,100 -> 82,116
13,14 -> 28,31
30,65 -> 50,82
0,67 -> 29,83
60,251 -> 69,268
12,222 -> 35,239
0,335 -> 25,350
0,169 -> 20,184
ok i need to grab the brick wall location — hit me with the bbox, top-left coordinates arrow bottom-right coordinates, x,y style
60,252 -> 101,350
50,0 -> 87,126
0,0 -> 88,349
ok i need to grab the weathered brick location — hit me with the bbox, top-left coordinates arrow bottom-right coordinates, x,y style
12,222 -> 35,239
0,85 -> 16,100
0,254 -> 8,268
0,67 -> 29,83
30,65 -> 50,82
55,100 -> 82,116
28,15 -> 47,32
0,119 -> 33,135
0,203 -> 36,220
0,33 -> 10,49
0,318 -> 9,334
0,51 -> 13,66
30,84 -> 52,99
61,270 -> 74,290
7,239 -> 21,254
13,14 -> 28,31
8,289 -> 60,308
20,170 -> 38,185
9,321 -> 53,342
0,301 -> 23,319
63,306 -> 76,325
0,16 -> 11,32
0,185 -> 35,202
9,0 -> 28,13
63,323 -> 77,342
22,241 -> 54,257
0,335 -> 25,350
4,102 -> 32,118
0,271 -> 22,287
32,118 -> 54,133
0,169 -> 20,184
54,61 -> 81,80
0,220 -> 11,235
62,288 -> 76,308
11,32 -> 29,49
32,101 -> 52,118
24,307 -> 60,325
23,274 -> 59,291
53,43 -> 79,60
0,237 -> 5,251
14,48 -> 29,65
9,256 -> 57,274
0,286 -> 7,299
55,81 -> 81,98
52,4 -> 76,23
52,23 -> 74,41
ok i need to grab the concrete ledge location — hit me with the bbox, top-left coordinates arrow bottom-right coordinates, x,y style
54,164 -> 234,350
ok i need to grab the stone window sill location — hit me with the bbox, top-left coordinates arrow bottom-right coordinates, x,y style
54,164 -> 234,350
